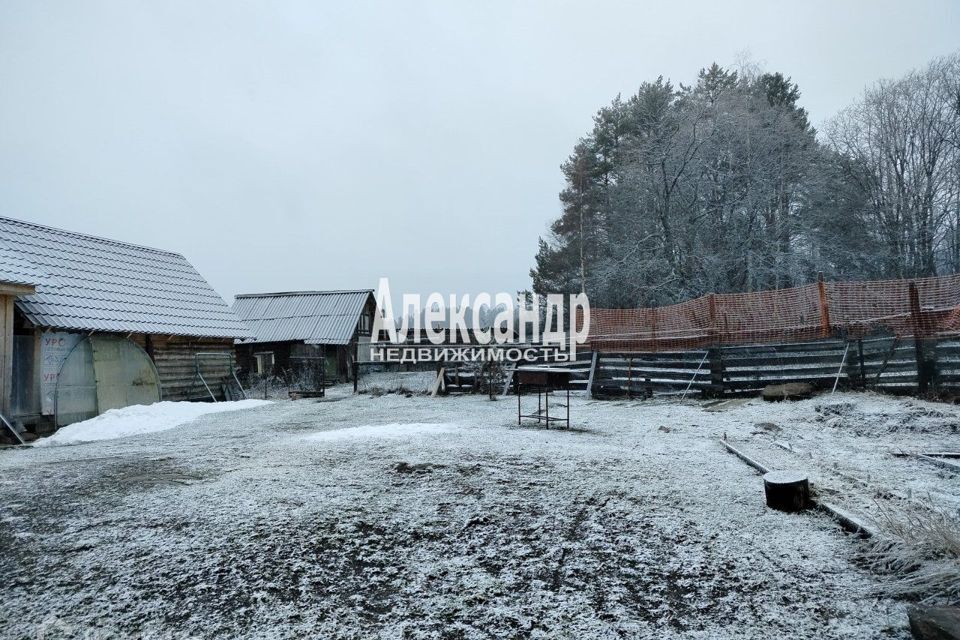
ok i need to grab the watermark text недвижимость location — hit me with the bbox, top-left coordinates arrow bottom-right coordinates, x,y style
369,278 -> 590,364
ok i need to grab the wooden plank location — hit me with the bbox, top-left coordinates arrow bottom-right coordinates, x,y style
599,365 -> 713,378
0,410 -> 24,445
500,363 -> 516,397
598,350 -> 709,359
600,357 -> 707,367
817,501 -> 876,538
586,351 -> 599,399
720,438 -> 770,473
431,367 -> 445,397
599,376 -> 711,387
720,340 -> 845,353
724,362 -> 851,374
720,352 -> 850,367
891,451 -> 960,458
0,296 -> 11,415
915,454 -> 960,473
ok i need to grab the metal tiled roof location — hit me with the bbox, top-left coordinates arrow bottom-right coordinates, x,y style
232,290 -> 373,345
0,216 -> 251,338
0,237 -> 45,287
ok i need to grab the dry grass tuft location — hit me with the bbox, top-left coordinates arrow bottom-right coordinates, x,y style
862,499 -> 960,603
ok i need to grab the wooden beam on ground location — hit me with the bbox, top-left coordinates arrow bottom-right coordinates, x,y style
892,451 -> 960,459
719,438 -> 770,474
816,501 -> 876,538
720,438 -> 877,538
891,451 -> 960,458
915,454 -> 960,473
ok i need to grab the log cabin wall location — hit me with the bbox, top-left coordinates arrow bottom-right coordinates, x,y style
131,335 -> 237,401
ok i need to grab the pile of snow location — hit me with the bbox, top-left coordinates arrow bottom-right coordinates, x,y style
36,400 -> 272,446
297,422 -> 458,442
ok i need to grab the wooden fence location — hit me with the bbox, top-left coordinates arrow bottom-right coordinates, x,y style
585,334 -> 960,398
360,335 -> 960,399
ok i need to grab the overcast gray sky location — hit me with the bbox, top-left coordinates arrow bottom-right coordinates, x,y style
1,1 -> 958,303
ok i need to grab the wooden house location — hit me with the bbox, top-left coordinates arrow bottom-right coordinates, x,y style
0,217 -> 251,435
232,290 -> 376,383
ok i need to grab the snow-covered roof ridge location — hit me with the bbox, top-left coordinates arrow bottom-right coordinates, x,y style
0,216 -> 252,339
232,289 -> 373,345
0,215 -> 182,257
235,289 -> 374,299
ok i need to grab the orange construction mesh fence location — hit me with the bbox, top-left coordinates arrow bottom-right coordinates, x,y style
587,273 -> 960,352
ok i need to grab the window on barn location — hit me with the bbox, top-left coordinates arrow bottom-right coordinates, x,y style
358,311 -> 372,335
254,352 -> 275,375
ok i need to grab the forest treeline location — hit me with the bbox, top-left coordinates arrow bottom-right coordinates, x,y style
531,53 -> 960,307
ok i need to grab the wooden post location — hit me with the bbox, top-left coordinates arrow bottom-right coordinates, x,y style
928,337 -> 940,392
516,375 -> 520,424
763,471 -> 811,512
352,341 -> 359,393
0,295 -> 12,415
856,339 -> 866,390
909,282 -> 933,394
909,281 -> 924,334
708,346 -> 725,397
651,307 -> 658,352
431,367 -> 445,397
706,293 -> 724,398
817,273 -> 831,339
707,293 -> 717,344
0,288 -> 32,416
586,350 -> 599,399
487,360 -> 495,400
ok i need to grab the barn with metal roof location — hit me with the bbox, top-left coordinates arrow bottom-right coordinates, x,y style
0,216 -> 251,436
232,289 -> 376,384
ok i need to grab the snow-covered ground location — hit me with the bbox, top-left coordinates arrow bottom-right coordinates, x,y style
34,399 -> 273,446
2,388 -> 956,638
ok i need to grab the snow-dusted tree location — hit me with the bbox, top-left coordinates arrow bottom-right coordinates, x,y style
532,53 -> 960,308
533,64 -> 823,306
825,53 -> 960,278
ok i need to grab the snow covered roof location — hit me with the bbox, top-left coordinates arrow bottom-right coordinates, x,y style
233,290 -> 374,345
0,236 -> 44,288
0,216 -> 251,338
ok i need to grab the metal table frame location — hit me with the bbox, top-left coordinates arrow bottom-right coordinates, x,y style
516,366 -> 571,429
